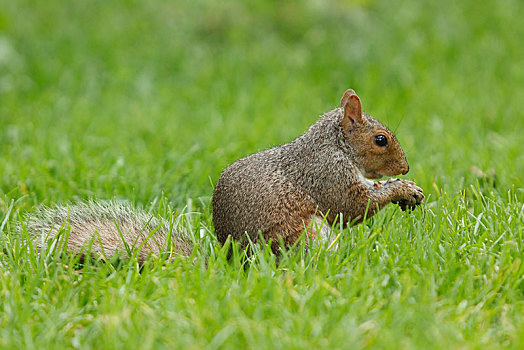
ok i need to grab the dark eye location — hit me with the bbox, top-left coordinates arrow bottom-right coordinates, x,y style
374,134 -> 388,147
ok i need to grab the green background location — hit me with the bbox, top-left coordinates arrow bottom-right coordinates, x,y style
1,0 -> 523,348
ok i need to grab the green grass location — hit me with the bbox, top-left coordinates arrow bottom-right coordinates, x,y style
1,0 -> 523,348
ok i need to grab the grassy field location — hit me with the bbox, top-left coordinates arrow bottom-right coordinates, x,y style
1,0 -> 523,348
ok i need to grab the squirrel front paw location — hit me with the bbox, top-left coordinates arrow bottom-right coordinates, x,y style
386,179 -> 425,211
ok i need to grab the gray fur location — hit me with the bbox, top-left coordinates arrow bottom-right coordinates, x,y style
24,200 -> 193,262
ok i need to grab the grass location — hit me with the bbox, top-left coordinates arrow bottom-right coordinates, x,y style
1,0 -> 523,348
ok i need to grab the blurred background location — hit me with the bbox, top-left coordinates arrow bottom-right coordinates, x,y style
1,0 -> 523,210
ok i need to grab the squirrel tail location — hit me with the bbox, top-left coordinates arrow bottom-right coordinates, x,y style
22,200 -> 194,263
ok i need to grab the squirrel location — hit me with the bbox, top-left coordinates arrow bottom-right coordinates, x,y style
23,89 -> 424,263
212,89 -> 424,252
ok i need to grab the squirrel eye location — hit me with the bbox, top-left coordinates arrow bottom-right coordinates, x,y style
374,134 -> 388,147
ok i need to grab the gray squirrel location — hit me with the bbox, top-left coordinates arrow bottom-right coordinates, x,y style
24,89 -> 424,262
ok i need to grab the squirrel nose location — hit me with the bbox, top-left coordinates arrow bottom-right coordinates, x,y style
402,164 -> 409,175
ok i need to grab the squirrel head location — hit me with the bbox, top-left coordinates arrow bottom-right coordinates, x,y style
340,89 -> 409,180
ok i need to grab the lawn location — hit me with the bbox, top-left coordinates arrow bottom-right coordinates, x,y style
1,0 -> 523,348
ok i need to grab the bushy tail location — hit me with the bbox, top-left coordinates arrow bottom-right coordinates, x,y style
23,200 -> 193,263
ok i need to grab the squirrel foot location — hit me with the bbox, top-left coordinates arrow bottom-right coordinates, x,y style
386,179 -> 425,211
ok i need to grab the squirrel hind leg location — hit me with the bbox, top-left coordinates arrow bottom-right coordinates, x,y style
267,214 -> 335,254
263,209 -> 319,253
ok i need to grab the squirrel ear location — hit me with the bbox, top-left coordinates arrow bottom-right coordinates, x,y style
341,89 -> 363,132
